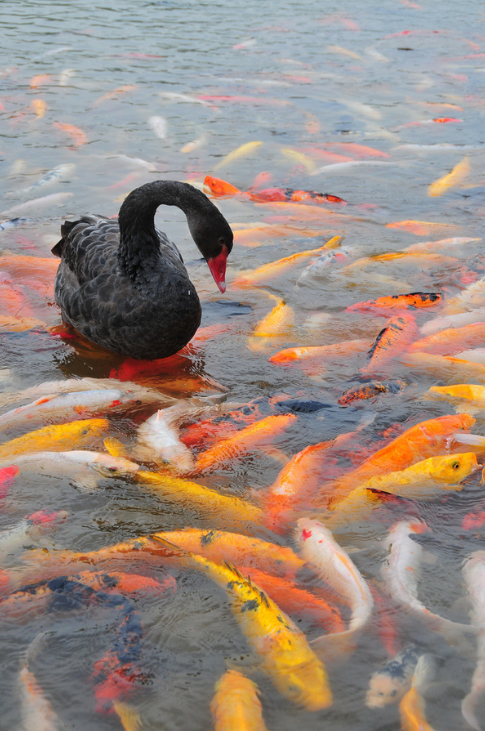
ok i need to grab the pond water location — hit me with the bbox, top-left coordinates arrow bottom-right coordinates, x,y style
1,1 -> 485,729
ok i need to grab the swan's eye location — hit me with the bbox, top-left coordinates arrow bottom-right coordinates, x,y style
218,237 -> 226,246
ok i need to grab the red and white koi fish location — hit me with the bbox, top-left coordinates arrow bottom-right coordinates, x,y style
0,510 -> 67,559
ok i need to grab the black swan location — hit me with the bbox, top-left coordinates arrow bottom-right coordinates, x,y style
52,180 -> 233,360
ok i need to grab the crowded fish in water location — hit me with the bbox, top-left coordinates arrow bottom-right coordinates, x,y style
4,1 -> 485,730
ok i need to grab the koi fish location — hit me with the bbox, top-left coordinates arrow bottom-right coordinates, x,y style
0,389 -> 137,434
148,115 -> 167,139
93,85 -> 137,106
311,160 -> 391,175
386,220 -> 458,235
347,293 -> 442,314
137,472 -> 265,531
21,164 -> 76,194
18,656 -> 61,730
396,117 -> 462,129
248,296 -> 294,353
318,413 -> 475,504
381,520 -> 475,639
269,339 -> 372,365
323,453 -> 479,529
366,646 -> 420,708
53,121 -> 87,147
0,464 -> 19,497
204,174 -> 346,205
428,155 -> 471,197
0,450 -> 140,491
1,192 -> 74,217
322,142 -> 391,159
31,98 -> 47,118
342,251 -> 458,272
408,322 -> 485,356
193,414 -> 296,473
295,518 -> 373,661
0,510 -> 67,560
151,536 -> 332,710
211,670 -> 269,731
403,352 -> 485,383
338,380 -> 407,406
135,403 -> 197,471
360,314 -> 419,376
280,147 -> 316,173
213,141 -> 263,171
0,217 -> 32,232
232,238 -> 342,288
239,566 -> 344,632
430,384 -> 485,410
462,551 -> 485,731
399,655 -> 436,731
30,73 -> 52,88
0,418 -> 108,461
405,237 -> 481,255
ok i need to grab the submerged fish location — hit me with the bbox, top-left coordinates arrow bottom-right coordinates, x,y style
399,655 -> 436,731
428,156 -> 470,197
347,293 -> 442,314
338,380 -> 407,406
135,403 -> 197,471
360,315 -> 418,376
366,646 -> 419,708
213,141 -> 263,171
151,536 -> 332,710
462,551 -> 485,731
53,122 -> 87,147
0,418 -> 108,461
211,670 -> 269,731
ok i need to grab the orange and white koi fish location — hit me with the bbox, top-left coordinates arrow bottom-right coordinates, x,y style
151,536 -> 332,710
347,293 -> 442,315
322,142 -> 391,159
30,73 -> 52,88
399,655 -> 436,731
211,670 -> 269,731
0,418 -> 108,461
0,510 -> 67,560
381,521 -> 475,638
295,518 -> 373,661
193,413 -> 297,473
405,237 -> 481,255
19,648 -> 61,730
408,322 -> 485,356
462,551 -> 485,731
213,141 -> 263,171
53,121 -> 87,147
360,314 -> 418,377
342,251 -> 458,272
366,646 -> 420,708
396,117 -> 462,130
232,237 -> 342,288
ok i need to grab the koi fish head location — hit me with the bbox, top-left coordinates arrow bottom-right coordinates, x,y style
428,452 -> 479,484
203,175 -> 242,198
366,672 -> 408,708
277,656 -> 332,711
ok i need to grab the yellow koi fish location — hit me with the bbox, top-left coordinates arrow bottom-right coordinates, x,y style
214,141 -> 263,171
211,670 -> 270,731
150,536 -> 332,710
428,155 -> 470,197
280,147 -> 316,173
0,418 -> 108,460
323,453 -> 479,529
430,384 -> 485,411
248,295 -> 294,353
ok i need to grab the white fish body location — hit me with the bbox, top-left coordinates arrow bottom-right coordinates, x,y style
148,115 -> 168,139
381,520 -> 474,638
58,68 -> 75,86
455,348 -> 485,365
25,164 -> 76,192
0,377 -> 178,410
0,389 -> 128,433
296,247 -> 353,283
19,666 -> 62,731
0,450 -> 140,490
295,518 -> 373,660
445,277 -> 485,312
462,551 -> 485,731
0,512 -> 67,560
136,404 -> 195,471
405,237 -> 481,254
420,309 -> 485,337
181,133 -> 208,153
311,161 -> 391,175
158,91 -> 213,107
366,646 -> 419,708
1,193 -> 73,217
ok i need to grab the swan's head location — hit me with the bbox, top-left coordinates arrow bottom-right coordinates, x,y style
190,210 -> 233,293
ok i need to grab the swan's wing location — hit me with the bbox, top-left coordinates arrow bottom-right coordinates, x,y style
52,215 -> 119,284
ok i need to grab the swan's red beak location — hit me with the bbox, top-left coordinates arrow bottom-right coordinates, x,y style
207,246 -> 228,293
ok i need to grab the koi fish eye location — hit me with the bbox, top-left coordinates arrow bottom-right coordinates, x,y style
452,461 -> 460,470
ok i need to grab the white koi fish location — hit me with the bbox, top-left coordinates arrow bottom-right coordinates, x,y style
420,310 -> 485,337
0,510 -> 67,560
295,518 -> 373,660
148,115 -> 168,139
462,551 -> 485,731
19,634 -> 63,731
381,520 -> 475,642
23,164 -> 76,193
136,402 -> 203,471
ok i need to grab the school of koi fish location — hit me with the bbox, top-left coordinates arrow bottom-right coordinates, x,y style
4,1 -> 485,730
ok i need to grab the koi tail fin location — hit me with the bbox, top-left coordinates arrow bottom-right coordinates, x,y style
462,688 -> 483,731
113,701 -> 142,731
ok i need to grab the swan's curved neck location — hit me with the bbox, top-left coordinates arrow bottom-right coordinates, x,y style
117,180 -> 216,279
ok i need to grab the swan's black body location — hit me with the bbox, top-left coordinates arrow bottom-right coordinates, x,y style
52,181 -> 233,360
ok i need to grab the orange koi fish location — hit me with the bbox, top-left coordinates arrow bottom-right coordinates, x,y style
193,413 -> 297,473
317,413 -> 475,504
30,74 -> 52,88
239,567 -> 344,632
360,315 -> 419,376
53,121 -> 87,148
386,220 -> 458,235
408,322 -> 485,356
338,380 -> 407,406
204,174 -> 346,204
0,418 -> 108,461
269,339 -> 372,365
232,237 -> 342,288
322,142 -> 391,159
93,84 -> 137,106
211,670 -> 269,731
347,293 -> 442,314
